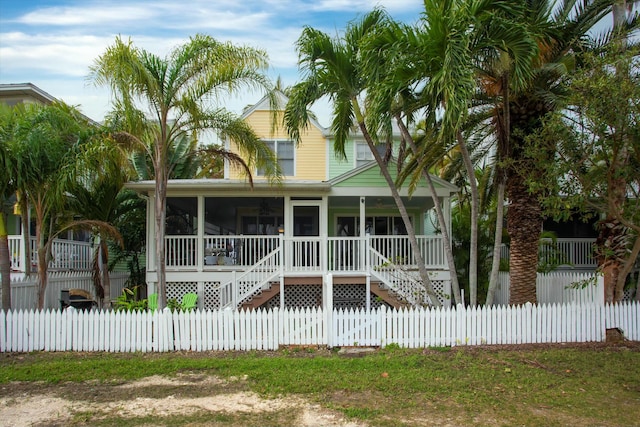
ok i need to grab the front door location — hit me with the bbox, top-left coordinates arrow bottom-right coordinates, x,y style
289,201 -> 322,270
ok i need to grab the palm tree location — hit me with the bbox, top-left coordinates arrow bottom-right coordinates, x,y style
497,0 -> 632,304
10,102 -> 93,308
89,34 -> 277,308
65,138 -> 129,308
0,103 -> 19,310
285,10 -> 443,306
360,0 -> 536,305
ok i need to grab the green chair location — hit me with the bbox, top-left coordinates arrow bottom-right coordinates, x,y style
147,293 -> 158,312
181,293 -> 198,311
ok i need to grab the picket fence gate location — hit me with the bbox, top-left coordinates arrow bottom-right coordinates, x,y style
1,301 -> 638,353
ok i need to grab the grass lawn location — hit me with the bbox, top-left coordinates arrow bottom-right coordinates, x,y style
1,342 -> 639,426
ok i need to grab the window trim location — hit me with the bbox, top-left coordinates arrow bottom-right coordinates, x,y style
258,139 -> 295,177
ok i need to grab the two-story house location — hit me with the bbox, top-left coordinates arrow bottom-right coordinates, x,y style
127,91 -> 459,311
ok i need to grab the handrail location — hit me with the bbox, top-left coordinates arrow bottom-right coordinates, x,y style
369,247 -> 429,306
217,245 -> 281,309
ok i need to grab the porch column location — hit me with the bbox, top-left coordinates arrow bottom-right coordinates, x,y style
359,196 -> 366,270
197,196 -> 204,272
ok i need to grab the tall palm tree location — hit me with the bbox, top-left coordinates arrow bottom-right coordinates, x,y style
498,0 -> 631,304
285,10 -> 443,306
89,34 -> 277,308
361,0 -> 536,305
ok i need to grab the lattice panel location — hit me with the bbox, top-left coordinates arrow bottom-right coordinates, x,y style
263,284 -> 322,309
167,282 -> 198,304
431,280 -> 449,306
203,281 -> 221,310
334,284 -> 386,310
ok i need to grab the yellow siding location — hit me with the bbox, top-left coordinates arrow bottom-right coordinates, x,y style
229,110 -> 326,181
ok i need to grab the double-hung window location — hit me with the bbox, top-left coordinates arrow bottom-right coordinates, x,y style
259,140 -> 294,176
355,141 -> 386,168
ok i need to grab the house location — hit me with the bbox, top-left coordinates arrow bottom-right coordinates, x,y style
127,92 -> 459,311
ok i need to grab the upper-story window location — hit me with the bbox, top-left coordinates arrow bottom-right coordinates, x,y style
259,140 -> 294,176
355,141 -> 386,168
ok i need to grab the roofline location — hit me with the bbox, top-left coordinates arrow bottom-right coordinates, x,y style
0,83 -> 57,104
125,179 -> 332,194
328,159 -> 459,194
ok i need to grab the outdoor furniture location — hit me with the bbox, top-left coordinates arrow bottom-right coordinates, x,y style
60,288 -> 95,310
181,293 -> 198,311
147,293 -> 158,312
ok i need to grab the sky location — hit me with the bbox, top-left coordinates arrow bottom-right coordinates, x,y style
0,0 -> 424,127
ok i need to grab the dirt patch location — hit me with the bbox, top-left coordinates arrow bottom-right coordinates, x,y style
0,373 -> 367,427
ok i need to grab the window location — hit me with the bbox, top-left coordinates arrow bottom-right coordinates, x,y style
355,141 -> 386,168
258,140 -> 294,176
335,216 -> 410,236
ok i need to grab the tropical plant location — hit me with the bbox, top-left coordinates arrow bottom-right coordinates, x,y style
360,0 -> 536,305
89,34 -> 278,308
285,9 -> 443,306
9,102 -> 97,308
65,137 -> 131,307
527,47 -> 640,302
0,103 -> 19,310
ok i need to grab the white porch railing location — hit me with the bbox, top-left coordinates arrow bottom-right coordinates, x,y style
165,234 -> 446,272
501,238 -> 597,269
8,236 -> 93,272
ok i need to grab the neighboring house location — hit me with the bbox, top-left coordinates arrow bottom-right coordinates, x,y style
1,83 -> 94,276
128,91 -> 458,311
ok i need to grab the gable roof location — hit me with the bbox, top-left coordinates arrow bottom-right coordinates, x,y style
0,83 -> 57,105
329,160 -> 458,196
241,90 -> 327,134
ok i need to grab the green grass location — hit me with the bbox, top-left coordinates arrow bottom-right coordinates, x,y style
1,344 -> 639,426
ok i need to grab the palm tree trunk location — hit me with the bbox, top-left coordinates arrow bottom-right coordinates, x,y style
506,175 -> 540,305
486,180 -> 505,306
100,240 -> 111,308
456,131 -> 479,306
0,213 -> 11,310
395,116 -> 462,305
155,177 -> 168,309
357,121 -> 442,307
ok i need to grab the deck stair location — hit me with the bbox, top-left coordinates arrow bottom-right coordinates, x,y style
240,282 -> 280,310
370,282 -> 410,309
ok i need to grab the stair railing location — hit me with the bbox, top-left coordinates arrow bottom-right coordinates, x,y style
217,245 -> 281,309
368,246 -> 431,306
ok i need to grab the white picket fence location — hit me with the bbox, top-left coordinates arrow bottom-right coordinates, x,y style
1,301 -> 638,353
2,272 -> 130,310
495,271 -> 606,306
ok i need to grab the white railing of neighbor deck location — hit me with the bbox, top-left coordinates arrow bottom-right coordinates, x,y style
2,301 -> 638,352
8,236 -> 94,272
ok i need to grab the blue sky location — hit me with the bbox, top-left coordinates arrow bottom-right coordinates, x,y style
0,0 -> 424,126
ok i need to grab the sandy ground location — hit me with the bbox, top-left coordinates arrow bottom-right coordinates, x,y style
0,374 -> 367,427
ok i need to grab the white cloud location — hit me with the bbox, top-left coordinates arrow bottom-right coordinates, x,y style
17,5 -> 157,26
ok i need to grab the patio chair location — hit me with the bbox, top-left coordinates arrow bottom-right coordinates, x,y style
147,293 -> 158,312
181,293 -> 198,311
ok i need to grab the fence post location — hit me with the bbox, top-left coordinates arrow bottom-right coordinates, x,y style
325,274 -> 333,348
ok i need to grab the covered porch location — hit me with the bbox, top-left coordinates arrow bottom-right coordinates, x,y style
128,174 -> 458,311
